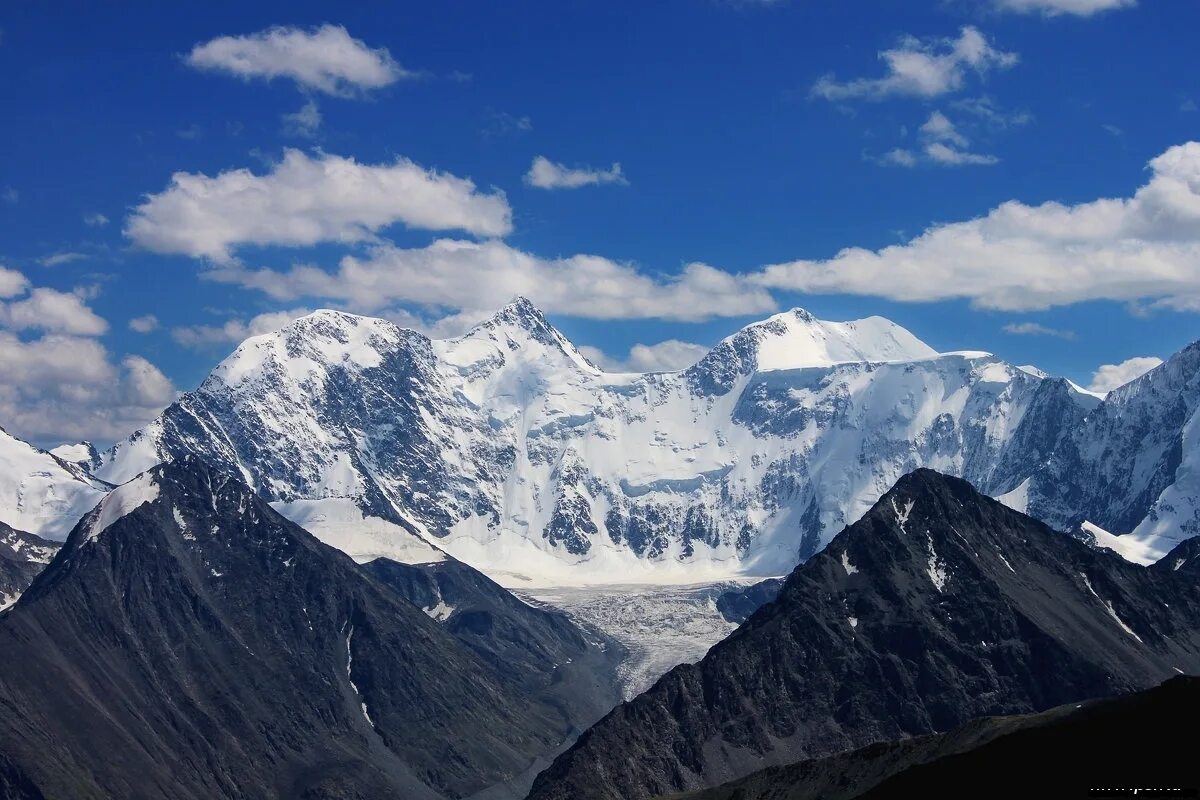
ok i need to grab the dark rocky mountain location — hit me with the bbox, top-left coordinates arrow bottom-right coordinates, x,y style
714,578 -> 784,624
364,557 -> 624,724
675,675 -> 1200,800
528,469 -> 1200,800
1155,535 -> 1200,577
0,458 -> 609,800
0,521 -> 59,611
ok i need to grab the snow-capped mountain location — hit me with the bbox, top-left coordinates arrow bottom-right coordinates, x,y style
49,441 -> 102,475
0,426 -> 107,539
95,299 -> 1103,585
1012,341 -> 1200,563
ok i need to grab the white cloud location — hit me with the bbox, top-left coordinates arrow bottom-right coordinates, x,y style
812,27 -> 1017,101
752,141 -> 1200,312
172,308 -> 312,348
83,212 -> 109,227
994,0 -> 1136,17
924,141 -> 999,166
919,111 -> 998,166
1087,356 -> 1162,394
877,148 -> 918,167
873,111 -> 999,168
0,267 -> 29,298
0,333 -> 176,445
39,251 -> 88,267
580,340 -> 710,373
0,287 -> 108,335
206,238 -> 776,322
282,99 -> 322,137
920,111 -> 968,147
125,149 -> 512,261
186,24 -> 410,96
951,96 -> 1032,129
525,156 -> 628,190
128,314 -> 159,333
1,187 -> 16,205
120,355 -> 176,407
1002,321 -> 1075,339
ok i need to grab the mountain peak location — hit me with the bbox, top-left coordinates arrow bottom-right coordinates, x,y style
740,308 -> 937,371
686,308 -> 938,394
445,296 -> 600,375
475,295 -> 556,337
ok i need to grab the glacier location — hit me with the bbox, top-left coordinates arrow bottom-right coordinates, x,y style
91,298 -> 1119,587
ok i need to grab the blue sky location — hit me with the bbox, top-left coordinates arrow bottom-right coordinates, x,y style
1,0 -> 1199,444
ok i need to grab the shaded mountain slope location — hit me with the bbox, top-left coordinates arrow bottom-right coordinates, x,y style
528,469 -> 1200,800
0,458 -> 591,800
675,676 -> 1200,800
0,521 -> 58,610
364,557 -> 624,726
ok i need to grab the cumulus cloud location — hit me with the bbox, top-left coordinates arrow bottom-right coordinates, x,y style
206,238 -> 776,322
128,314 -> 160,333
918,110 -> 998,166
0,267 -> 29,298
0,273 -> 172,441
994,0 -> 1136,16
924,141 -> 999,165
282,99 -> 322,137
125,149 -> 512,261
83,212 -> 109,227
0,333 -> 177,445
186,24 -> 410,96
580,340 -> 710,373
1086,356 -> 1163,394
525,156 -> 628,189
752,141 -> 1200,311
0,286 -> 108,335
812,27 -> 1017,101
872,111 -> 998,167
876,148 -> 918,167
172,308 -> 313,348
1002,321 -> 1075,339
920,111 -> 968,147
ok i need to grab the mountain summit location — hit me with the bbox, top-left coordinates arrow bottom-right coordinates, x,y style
0,457 -> 606,798
89,300 -> 1104,585
528,469 -> 1200,800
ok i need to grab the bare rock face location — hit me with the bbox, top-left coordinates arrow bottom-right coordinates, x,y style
0,521 -> 59,610
0,458 -> 610,800
527,470 -> 1200,800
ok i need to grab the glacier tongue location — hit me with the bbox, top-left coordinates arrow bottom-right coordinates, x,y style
90,299 -> 1109,585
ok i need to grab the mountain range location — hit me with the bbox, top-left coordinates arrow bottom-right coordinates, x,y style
0,298 -> 1185,590
527,469 -> 1200,800
0,457 -> 620,799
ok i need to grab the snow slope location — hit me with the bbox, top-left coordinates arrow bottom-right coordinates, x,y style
96,299 -> 1105,586
0,427 -> 107,539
